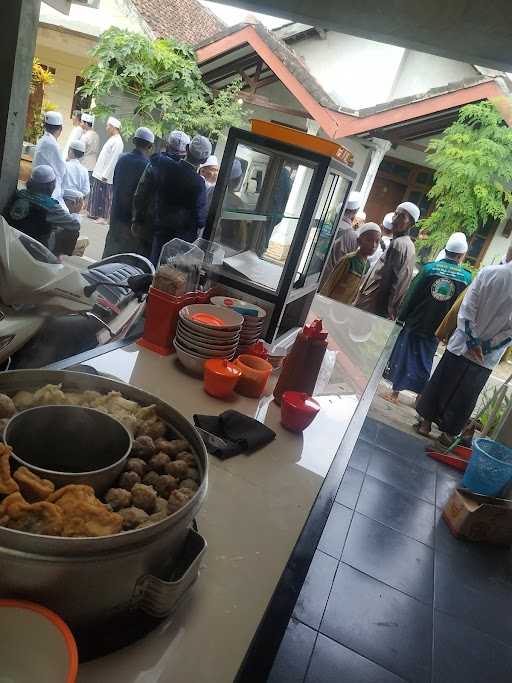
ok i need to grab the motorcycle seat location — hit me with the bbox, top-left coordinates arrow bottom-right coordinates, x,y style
82,262 -> 145,320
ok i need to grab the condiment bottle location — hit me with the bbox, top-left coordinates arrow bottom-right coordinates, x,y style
273,319 -> 328,405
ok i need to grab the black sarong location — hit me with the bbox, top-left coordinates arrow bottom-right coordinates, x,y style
416,350 -> 490,436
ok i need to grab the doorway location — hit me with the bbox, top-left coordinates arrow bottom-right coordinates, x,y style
364,176 -> 406,224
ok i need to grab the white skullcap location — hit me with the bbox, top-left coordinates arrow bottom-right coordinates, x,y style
167,130 -> 190,152
81,113 -> 94,124
445,232 -> 468,254
134,126 -> 155,143
201,155 -> 219,168
355,210 -> 366,221
63,187 -> 83,200
358,222 -> 381,238
189,135 -> 212,163
397,201 -> 420,223
44,111 -> 63,126
345,191 -> 362,211
383,212 -> 394,230
31,165 -> 56,183
107,116 -> 121,129
231,158 -> 243,180
69,139 -> 85,153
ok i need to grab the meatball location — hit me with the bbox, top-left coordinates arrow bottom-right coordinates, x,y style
118,506 -> 149,530
179,452 -> 198,467
185,467 -> 200,483
126,458 -> 147,478
164,459 -> 189,479
142,471 -> 160,488
154,497 -> 168,515
0,394 -> 16,419
137,418 -> 166,440
179,479 -> 199,492
154,438 -> 189,456
130,435 -> 156,460
139,510 -> 168,528
167,489 -> 192,514
154,474 -> 178,498
148,452 -> 170,474
131,483 -> 157,513
0,418 -> 9,439
118,471 -> 141,491
105,488 -> 132,511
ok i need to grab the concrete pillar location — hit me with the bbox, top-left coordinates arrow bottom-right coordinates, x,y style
0,0 -> 41,210
359,137 -> 392,209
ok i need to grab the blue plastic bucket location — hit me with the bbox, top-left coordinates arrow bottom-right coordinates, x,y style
462,438 -> 512,496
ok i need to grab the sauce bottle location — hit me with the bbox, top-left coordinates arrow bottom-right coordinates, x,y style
273,319 -> 328,405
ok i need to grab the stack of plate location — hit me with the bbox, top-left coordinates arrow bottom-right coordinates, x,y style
211,296 -> 267,355
174,304 -> 244,375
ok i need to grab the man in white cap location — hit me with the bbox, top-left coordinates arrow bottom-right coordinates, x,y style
199,155 -> 219,209
321,222 -> 382,305
323,190 -> 362,281
103,126 -> 155,258
63,139 -> 90,199
166,130 -> 191,162
63,110 -> 83,159
88,116 -> 124,223
368,211 -> 394,267
33,111 -> 66,207
133,134 -> 211,264
4,165 -> 79,255
356,201 -> 420,319
80,113 -> 100,178
416,257 -> 512,445
384,231 -> 471,406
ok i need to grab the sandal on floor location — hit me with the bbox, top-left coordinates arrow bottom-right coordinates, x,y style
435,434 -> 454,450
413,422 -> 431,437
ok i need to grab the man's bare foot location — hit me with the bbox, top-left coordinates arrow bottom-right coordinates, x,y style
381,391 -> 400,404
93,217 -> 108,224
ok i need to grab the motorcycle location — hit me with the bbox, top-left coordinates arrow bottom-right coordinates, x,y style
0,217 -> 154,369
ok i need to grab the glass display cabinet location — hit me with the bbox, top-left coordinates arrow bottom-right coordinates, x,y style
205,122 -> 357,343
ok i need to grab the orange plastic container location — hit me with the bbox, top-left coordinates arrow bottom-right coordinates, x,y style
204,359 -> 242,399
234,354 -> 273,398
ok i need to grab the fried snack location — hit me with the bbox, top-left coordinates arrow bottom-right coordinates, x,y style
142,470 -> 160,488
136,405 -> 167,440
0,444 -> 19,495
177,451 -> 197,467
12,390 -> 36,411
0,418 -> 9,438
0,491 -> 25,524
131,436 -> 156,460
105,488 -> 132,511
154,474 -> 178,498
185,467 -> 200,482
14,466 -> 54,502
5,500 -> 63,536
61,500 -> 122,537
167,489 -> 192,514
118,471 -> 141,491
179,478 -> 199,492
155,438 -> 189,456
118,506 -> 149,530
148,452 -> 170,474
164,459 -> 188,480
33,384 -> 66,406
0,394 -> 16,419
49,484 -> 98,510
131,483 -> 157,513
154,496 -> 168,515
126,458 -> 147,478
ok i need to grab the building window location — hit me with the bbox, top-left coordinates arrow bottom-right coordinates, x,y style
71,76 -> 92,118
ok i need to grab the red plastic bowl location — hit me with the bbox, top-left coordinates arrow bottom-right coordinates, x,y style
281,391 -> 320,433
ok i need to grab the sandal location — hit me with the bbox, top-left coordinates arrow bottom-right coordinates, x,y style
413,421 -> 431,437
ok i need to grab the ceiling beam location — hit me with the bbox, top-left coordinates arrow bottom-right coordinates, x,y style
237,91 -> 308,119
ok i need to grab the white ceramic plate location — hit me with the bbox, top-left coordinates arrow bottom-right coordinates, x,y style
210,296 -> 267,320
177,321 -> 240,346
176,335 -> 238,357
179,315 -> 242,339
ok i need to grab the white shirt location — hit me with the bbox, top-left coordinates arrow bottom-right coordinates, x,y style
368,234 -> 392,268
33,132 -> 67,204
93,133 -> 124,185
81,129 -> 100,172
63,158 -> 90,197
448,262 -> 512,369
63,125 -> 82,158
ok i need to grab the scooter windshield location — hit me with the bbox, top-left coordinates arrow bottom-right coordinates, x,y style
18,234 -> 59,265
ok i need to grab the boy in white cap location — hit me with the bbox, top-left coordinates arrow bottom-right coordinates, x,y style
384,231 -> 471,406
321,222 -> 382,305
368,211 -> 394,267
323,190 -> 362,281
5,164 -> 79,255
88,116 -> 124,223
33,111 -> 67,208
134,134 -> 211,264
103,126 -> 155,258
80,113 -> 100,178
199,155 -> 219,209
166,130 -> 191,162
63,139 -> 90,199
356,201 -> 420,319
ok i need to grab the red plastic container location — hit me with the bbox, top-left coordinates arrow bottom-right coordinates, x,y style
280,391 -> 320,433
426,445 -> 472,472
204,359 -> 242,399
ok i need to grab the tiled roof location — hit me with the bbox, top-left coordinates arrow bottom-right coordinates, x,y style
130,0 -> 224,45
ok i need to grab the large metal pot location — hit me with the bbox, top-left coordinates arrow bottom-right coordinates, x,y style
0,370 -> 208,628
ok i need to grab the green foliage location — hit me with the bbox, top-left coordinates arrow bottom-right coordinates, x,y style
79,27 -> 245,140
418,100 -> 512,256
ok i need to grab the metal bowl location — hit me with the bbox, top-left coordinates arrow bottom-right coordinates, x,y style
4,406 -> 132,495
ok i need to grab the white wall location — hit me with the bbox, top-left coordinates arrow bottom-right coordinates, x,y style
389,51 -> 477,100
483,210 -> 512,265
290,31 -> 405,110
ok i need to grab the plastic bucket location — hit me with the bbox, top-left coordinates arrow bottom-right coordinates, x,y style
462,438 -> 512,496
